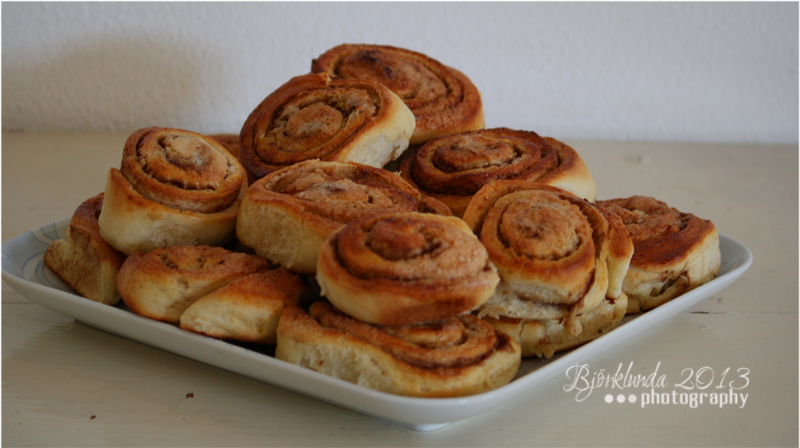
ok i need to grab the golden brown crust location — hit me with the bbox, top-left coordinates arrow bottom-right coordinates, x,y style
598,196 -> 721,313
275,303 -> 521,397
180,268 -> 307,344
598,196 -> 717,268
117,246 -> 269,323
120,127 -> 245,214
316,212 -> 499,326
463,181 -> 633,340
416,195 -> 453,216
98,127 -> 247,255
239,72 -> 414,181
236,160 -> 434,274
43,193 -> 126,304
312,44 -> 484,145
398,129 -> 596,217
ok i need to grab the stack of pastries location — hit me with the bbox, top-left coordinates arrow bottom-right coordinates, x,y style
43,43 -> 721,398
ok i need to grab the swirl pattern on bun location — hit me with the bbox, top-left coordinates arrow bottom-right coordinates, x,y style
312,44 -> 484,145
236,160 -> 447,274
239,72 -> 415,181
317,212 -> 500,326
98,127 -> 247,254
275,302 -> 520,397
462,181 -> 632,357
399,128 -> 596,217
598,195 -> 721,313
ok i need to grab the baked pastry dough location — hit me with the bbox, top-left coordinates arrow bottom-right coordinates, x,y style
317,212 -> 500,326
43,193 -> 126,305
462,181 -> 633,357
480,295 -> 628,358
598,195 -> 721,313
98,127 -> 247,255
117,245 -> 269,323
312,44 -> 484,145
236,159 -> 445,274
239,72 -> 414,181
399,128 -> 596,217
275,302 -> 520,397
180,268 -> 307,345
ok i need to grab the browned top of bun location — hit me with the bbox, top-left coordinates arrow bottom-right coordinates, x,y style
216,268 -> 307,308
398,129 -> 594,217
598,196 -> 718,268
402,129 -> 558,195
120,127 -> 246,213
117,245 -> 269,321
464,182 -> 603,305
312,44 -> 484,145
317,212 -> 499,325
247,159 -> 422,229
121,245 -> 267,278
239,72 -> 405,180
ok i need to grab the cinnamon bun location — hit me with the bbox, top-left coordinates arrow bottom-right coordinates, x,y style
317,212 -> 500,326
462,181 -> 633,358
43,193 -> 126,305
275,302 -> 520,397
399,129 -> 596,217
180,268 -> 307,345
98,127 -> 247,255
116,246 -> 269,324
235,160 -> 443,274
239,72 -> 414,181
597,196 -> 721,313
312,44 -> 484,145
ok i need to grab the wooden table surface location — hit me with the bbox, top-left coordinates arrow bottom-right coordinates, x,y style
2,131 -> 797,447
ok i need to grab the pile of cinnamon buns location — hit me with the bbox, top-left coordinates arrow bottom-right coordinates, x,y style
44,44 -> 721,398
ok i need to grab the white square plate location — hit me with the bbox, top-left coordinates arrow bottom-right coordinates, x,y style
2,218 -> 753,431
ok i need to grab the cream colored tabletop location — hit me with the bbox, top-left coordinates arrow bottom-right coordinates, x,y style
2,131 -> 797,447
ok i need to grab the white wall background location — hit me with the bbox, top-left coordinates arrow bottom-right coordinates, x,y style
3,2 -> 797,143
